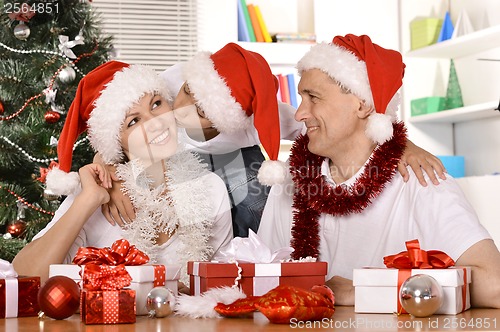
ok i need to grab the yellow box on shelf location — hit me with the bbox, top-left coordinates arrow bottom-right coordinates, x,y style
411,96 -> 446,116
410,18 -> 443,50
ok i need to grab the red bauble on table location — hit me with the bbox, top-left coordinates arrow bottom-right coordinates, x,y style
38,276 -> 81,320
6,219 -> 26,238
44,110 -> 61,123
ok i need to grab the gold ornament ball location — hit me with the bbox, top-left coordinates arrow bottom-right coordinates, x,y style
13,22 -> 31,40
146,287 -> 176,318
399,274 -> 444,317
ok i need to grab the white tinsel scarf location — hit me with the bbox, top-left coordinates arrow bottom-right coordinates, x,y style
116,149 -> 214,283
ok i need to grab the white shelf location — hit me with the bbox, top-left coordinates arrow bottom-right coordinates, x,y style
406,25 -> 500,59
237,42 -> 314,66
409,101 -> 499,124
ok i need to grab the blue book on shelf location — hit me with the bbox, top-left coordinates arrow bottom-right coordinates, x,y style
287,73 -> 298,108
237,0 -> 250,42
438,11 -> 454,42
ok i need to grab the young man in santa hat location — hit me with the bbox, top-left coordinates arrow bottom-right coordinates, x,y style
13,61 -> 233,287
257,34 -> 500,308
102,43 -> 446,239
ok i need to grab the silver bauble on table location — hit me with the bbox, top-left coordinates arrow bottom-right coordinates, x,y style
399,274 -> 444,317
58,66 -> 77,84
146,287 -> 176,318
14,22 -> 31,40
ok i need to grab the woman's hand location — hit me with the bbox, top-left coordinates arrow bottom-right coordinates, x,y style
100,164 -> 136,227
398,140 -> 447,186
78,163 -> 111,206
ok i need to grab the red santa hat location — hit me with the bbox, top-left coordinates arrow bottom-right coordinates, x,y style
46,60 -> 171,196
181,42 -> 286,186
297,34 -> 405,144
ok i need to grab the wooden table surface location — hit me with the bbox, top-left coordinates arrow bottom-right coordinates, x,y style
3,306 -> 500,332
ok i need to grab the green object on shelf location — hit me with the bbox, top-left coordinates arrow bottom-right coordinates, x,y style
410,18 -> 443,50
445,59 -> 464,110
411,97 -> 446,116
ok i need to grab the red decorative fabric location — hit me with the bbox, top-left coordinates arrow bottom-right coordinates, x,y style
215,285 -> 335,324
289,122 -> 407,259
383,239 -> 455,269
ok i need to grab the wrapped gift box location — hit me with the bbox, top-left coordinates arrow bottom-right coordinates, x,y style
0,276 -> 40,318
353,267 -> 471,315
50,264 -> 180,315
188,261 -> 327,296
80,288 -> 135,324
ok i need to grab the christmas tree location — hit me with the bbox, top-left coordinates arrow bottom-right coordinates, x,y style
445,59 -> 464,110
0,0 -> 112,261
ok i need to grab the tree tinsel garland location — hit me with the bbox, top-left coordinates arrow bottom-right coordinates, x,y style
289,122 -> 407,260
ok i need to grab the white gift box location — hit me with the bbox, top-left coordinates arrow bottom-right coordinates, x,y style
49,264 -> 180,315
353,267 -> 471,315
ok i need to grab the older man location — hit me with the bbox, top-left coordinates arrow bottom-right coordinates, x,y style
257,34 -> 500,307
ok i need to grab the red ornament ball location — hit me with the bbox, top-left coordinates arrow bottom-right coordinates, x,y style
44,110 -> 60,124
6,220 -> 26,238
38,276 -> 80,320
0,100 -> 4,114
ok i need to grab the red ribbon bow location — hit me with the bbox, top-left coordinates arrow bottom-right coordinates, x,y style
72,239 -> 149,291
73,239 -> 149,266
37,161 -> 59,183
8,3 -> 36,22
383,239 -> 455,269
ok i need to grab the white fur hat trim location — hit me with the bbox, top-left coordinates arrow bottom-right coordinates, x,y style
297,42 -> 399,144
182,52 -> 252,134
87,65 -> 171,164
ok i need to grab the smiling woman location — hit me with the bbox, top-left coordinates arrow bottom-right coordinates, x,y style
12,61 -> 233,288
121,93 -> 179,166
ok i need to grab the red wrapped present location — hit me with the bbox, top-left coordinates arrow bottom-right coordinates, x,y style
80,289 -> 136,324
50,263 -> 180,315
353,239 -> 470,315
188,261 -> 327,296
50,239 -> 180,315
0,259 -> 40,318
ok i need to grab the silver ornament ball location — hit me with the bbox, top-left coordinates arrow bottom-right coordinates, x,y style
399,274 -> 444,317
58,67 -> 77,84
146,287 -> 176,318
14,22 -> 31,41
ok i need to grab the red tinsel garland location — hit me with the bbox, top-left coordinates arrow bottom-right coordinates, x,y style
289,122 -> 407,260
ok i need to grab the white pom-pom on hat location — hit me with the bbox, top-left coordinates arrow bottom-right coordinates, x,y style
257,160 -> 287,186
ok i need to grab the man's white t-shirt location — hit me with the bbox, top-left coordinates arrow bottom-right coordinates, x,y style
258,159 -> 491,280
